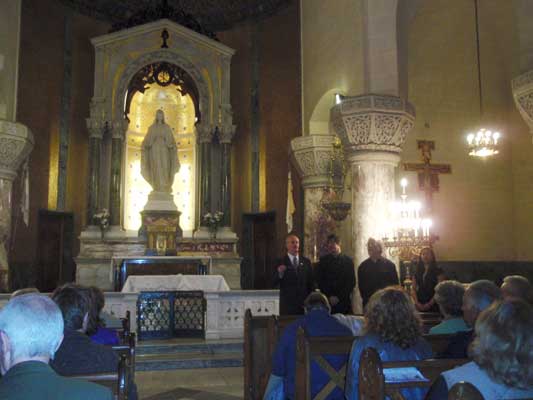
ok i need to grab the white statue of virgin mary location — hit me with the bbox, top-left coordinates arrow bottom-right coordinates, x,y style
141,110 -> 180,193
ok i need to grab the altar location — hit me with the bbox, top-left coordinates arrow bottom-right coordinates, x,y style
121,274 -> 230,292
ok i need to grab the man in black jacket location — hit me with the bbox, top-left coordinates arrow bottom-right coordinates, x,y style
315,234 -> 355,314
357,238 -> 399,308
273,234 -> 314,315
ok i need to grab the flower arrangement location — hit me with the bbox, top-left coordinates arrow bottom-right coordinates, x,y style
203,211 -> 224,238
93,209 -> 110,238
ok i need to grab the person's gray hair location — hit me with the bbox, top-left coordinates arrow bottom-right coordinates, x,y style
367,237 -> 383,253
471,300 -> 533,389
0,294 -> 63,361
502,275 -> 532,302
465,280 -> 502,312
434,280 -> 465,317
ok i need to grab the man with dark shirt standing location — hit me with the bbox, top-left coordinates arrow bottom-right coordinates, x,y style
315,234 -> 356,314
273,234 -> 314,315
357,238 -> 399,308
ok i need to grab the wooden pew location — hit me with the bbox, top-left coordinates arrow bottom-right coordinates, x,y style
70,354 -> 129,400
358,347 -> 467,400
294,328 -> 355,400
243,310 -> 298,400
112,331 -> 136,382
292,332 -> 459,400
244,310 -> 447,400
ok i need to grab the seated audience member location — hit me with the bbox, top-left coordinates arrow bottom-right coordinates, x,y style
501,275 -> 532,303
345,287 -> 432,400
10,287 -> 40,299
429,280 -> 468,335
265,291 -> 353,400
50,284 -> 118,375
439,279 -> 501,359
0,294 -> 112,400
87,286 -> 120,345
426,299 -> 533,399
332,313 -> 364,336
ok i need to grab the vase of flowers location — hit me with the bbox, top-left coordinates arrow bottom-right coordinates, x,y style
203,211 -> 224,239
93,209 -> 110,239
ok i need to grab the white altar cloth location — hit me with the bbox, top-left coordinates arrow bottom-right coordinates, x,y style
121,274 -> 230,293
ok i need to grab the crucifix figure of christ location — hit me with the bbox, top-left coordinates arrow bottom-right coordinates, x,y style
403,140 -> 451,213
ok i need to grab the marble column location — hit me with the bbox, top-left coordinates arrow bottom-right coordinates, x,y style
512,70 -> 533,142
85,120 -> 104,225
219,124 -> 236,228
331,94 -> 415,268
290,135 -> 336,259
196,124 -> 214,234
109,119 -> 127,229
0,121 -> 34,290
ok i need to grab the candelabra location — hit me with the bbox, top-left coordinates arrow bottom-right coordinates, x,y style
382,178 -> 437,290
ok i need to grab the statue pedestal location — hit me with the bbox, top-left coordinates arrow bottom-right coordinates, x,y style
143,191 -> 177,211
141,210 -> 182,256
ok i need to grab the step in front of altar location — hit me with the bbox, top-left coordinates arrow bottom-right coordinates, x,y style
136,339 -> 243,371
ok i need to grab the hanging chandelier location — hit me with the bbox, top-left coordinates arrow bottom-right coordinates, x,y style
465,0 -> 501,158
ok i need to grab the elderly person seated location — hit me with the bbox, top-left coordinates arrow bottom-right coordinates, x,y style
439,279 -> 501,359
501,275 -> 532,303
345,287 -> 432,400
0,294 -> 112,399
429,280 -> 468,335
426,299 -> 533,399
264,291 -> 353,400
50,284 -> 118,375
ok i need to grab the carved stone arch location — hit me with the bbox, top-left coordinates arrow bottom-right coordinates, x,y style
113,50 -> 211,127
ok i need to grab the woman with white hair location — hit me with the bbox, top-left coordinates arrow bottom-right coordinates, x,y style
426,299 -> 533,399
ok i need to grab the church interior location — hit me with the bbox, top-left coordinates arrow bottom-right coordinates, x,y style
1,0 -> 533,399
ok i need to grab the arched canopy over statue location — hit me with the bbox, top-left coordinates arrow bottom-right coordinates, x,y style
141,109 -> 180,193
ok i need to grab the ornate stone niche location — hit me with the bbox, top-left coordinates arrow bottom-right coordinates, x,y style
85,19 -> 236,238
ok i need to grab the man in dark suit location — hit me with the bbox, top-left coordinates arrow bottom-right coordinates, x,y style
315,234 -> 356,314
358,238 -> 399,308
0,293 -> 112,400
273,233 -> 314,315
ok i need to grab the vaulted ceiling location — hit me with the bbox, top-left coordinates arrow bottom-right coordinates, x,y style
60,0 -> 291,37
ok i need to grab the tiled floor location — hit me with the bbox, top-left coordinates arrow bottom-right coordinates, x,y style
137,367 -> 243,399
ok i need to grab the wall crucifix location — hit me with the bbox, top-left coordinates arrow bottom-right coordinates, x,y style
403,140 -> 451,213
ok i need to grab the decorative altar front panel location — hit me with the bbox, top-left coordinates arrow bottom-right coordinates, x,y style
121,274 -> 230,292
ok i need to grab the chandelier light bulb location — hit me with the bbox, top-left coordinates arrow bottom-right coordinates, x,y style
467,128 -> 501,157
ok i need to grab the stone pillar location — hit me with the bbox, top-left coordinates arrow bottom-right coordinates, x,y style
85,119 -> 104,225
109,119 -> 128,229
196,124 -> 214,237
290,135 -> 336,259
0,0 -> 34,290
218,123 -> 237,238
512,70 -> 533,142
0,121 -> 34,290
331,94 -> 415,268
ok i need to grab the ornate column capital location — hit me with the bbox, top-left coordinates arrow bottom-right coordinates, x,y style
219,124 -> 237,144
330,94 -> 415,155
290,134 -> 335,188
197,123 -> 215,143
512,70 -> 533,141
86,118 -> 106,139
111,118 -> 128,140
0,120 -> 34,181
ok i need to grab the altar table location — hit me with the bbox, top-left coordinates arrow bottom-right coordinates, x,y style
121,274 -> 230,293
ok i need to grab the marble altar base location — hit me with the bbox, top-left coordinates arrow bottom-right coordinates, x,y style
76,235 -> 242,290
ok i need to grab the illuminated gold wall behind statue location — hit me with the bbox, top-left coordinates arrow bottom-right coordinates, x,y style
125,84 -> 197,232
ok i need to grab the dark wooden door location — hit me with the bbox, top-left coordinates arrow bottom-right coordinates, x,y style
37,210 -> 75,292
241,211 -> 277,289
